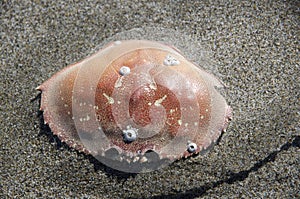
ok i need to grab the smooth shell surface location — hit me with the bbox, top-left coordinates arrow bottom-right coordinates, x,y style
37,40 -> 232,172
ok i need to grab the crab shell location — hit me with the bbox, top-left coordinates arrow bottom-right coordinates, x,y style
37,40 -> 232,163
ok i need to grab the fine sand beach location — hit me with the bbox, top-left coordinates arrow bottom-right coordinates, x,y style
1,1 -> 299,198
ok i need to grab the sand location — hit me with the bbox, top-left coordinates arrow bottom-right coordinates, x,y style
1,0 -> 299,198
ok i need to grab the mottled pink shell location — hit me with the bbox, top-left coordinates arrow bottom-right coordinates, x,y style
37,40 -> 232,165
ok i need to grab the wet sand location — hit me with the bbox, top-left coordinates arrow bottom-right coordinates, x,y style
1,1 -> 299,198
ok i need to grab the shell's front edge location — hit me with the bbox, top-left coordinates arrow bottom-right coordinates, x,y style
37,40 -> 233,173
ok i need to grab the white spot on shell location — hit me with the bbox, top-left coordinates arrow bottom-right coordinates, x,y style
103,93 -> 114,104
163,54 -> 180,66
115,76 -> 124,88
154,95 -> 167,107
149,82 -> 157,90
133,156 -> 139,162
93,106 -> 99,110
140,156 -> 148,163
178,120 -> 182,125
